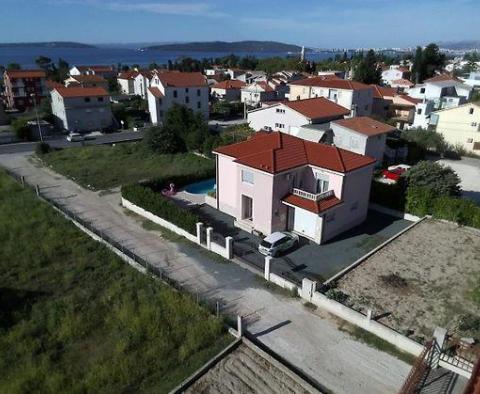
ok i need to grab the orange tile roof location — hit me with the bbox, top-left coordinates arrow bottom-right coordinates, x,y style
6,69 -> 46,79
282,193 -> 342,214
424,74 -> 462,83
283,97 -> 350,120
332,117 -> 396,136
70,74 -> 106,83
212,80 -> 246,90
370,84 -> 398,99
391,78 -> 414,87
148,87 -> 164,98
158,71 -> 207,87
290,76 -> 371,90
396,95 -> 422,105
54,86 -> 109,98
118,70 -> 139,80
214,132 -> 376,174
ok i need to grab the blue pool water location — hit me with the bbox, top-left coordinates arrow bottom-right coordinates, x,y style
184,178 -> 216,195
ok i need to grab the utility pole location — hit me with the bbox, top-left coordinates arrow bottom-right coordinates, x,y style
30,93 -> 44,142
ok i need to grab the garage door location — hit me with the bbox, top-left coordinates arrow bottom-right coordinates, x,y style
293,208 -> 317,239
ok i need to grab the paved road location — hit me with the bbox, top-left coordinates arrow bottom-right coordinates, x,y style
438,157 -> 480,204
0,130 -> 144,154
0,153 -> 411,394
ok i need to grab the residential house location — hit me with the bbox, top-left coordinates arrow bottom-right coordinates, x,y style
389,95 -> 422,129
212,131 -> 376,243
408,74 -> 473,109
211,80 -> 246,101
133,70 -> 154,99
430,102 -> 480,153
381,65 -> 411,86
241,81 -> 282,107
117,70 -> 137,95
330,117 -> 396,163
390,79 -> 414,91
69,65 -> 116,79
64,74 -> 108,90
247,97 -> 350,139
461,71 -> 480,88
50,86 -> 112,132
147,71 -> 209,125
236,70 -> 268,85
270,71 -> 304,85
288,76 -> 374,116
317,70 -> 347,79
370,85 -> 399,118
226,68 -> 245,80
204,66 -> 227,76
3,69 -> 47,110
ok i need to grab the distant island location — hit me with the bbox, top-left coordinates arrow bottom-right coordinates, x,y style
144,40 -> 308,53
0,42 -> 96,48
438,40 -> 480,51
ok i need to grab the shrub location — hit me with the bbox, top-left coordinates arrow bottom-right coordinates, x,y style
405,186 -> 437,217
325,289 -> 350,304
404,161 -> 461,197
11,117 -> 31,140
122,184 -> 200,234
370,181 -> 406,211
144,126 -> 186,154
35,142 -> 51,155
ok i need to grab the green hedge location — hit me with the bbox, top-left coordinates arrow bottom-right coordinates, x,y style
407,186 -> 480,229
122,184 -> 201,234
143,168 -> 215,193
370,181 -> 406,211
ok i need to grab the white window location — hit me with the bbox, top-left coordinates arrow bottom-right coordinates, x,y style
276,108 -> 285,114
315,174 -> 329,193
275,123 -> 285,129
242,170 -> 254,184
349,136 -> 359,149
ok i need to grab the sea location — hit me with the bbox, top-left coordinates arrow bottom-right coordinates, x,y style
0,46 -> 345,69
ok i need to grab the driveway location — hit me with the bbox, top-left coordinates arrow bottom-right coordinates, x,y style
438,157 -> 480,204
197,205 -> 413,283
0,152 -> 411,394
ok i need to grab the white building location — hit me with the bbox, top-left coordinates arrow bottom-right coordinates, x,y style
330,117 -> 395,163
461,71 -> 480,88
288,76 -> 374,116
133,71 -> 154,99
51,87 -> 112,132
381,65 -> 411,86
117,71 -> 137,95
69,65 -> 116,79
147,71 -> 209,125
411,100 -> 435,129
408,74 -> 473,109
430,102 -> 480,153
211,80 -> 246,101
247,97 -> 350,136
241,81 -> 281,107
64,74 -> 108,90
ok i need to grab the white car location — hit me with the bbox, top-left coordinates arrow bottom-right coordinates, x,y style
66,133 -> 84,142
258,231 -> 300,257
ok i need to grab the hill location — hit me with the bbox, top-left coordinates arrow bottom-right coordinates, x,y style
438,40 -> 480,50
0,41 -> 96,48
145,40 -> 307,53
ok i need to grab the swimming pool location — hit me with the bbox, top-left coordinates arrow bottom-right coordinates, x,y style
184,178 -> 216,195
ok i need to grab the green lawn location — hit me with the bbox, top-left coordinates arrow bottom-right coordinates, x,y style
0,171 -> 231,393
39,142 -> 215,190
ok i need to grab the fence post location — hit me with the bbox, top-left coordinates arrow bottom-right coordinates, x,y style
216,301 -> 220,318
264,256 -> 272,281
35,184 -> 40,196
236,315 -> 243,338
366,309 -> 373,322
206,227 -> 213,250
21,176 -> 25,187
196,222 -> 203,245
225,236 -> 233,259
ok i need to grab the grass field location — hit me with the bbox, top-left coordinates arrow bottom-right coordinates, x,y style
39,142 -> 215,190
0,170 -> 231,393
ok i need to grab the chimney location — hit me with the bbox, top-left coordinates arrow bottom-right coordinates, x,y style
351,105 -> 357,118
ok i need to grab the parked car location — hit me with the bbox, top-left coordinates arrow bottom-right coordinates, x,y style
66,132 -> 84,142
258,231 -> 299,257
382,164 -> 411,182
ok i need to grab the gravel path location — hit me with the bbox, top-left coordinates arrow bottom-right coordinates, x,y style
0,153 -> 411,394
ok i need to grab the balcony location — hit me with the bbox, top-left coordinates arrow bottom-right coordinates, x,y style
292,188 -> 334,202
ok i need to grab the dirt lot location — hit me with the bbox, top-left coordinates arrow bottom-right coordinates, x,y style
336,219 -> 480,342
185,343 -> 316,394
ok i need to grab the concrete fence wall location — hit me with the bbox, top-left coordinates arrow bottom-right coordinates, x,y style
122,197 -> 233,260
264,256 -> 299,293
301,278 -> 424,357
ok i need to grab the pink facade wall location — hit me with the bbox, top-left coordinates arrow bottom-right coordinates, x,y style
217,155 -> 238,217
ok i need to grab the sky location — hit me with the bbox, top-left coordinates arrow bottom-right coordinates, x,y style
1,0 -> 479,48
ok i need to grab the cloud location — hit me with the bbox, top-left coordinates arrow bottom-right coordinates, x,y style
46,0 -> 227,17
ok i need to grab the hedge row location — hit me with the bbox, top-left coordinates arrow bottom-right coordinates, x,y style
122,184 -> 201,234
370,181 -> 406,211
143,168 -> 215,193
406,186 -> 480,229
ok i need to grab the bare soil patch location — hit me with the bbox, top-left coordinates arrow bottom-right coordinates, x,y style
336,219 -> 480,342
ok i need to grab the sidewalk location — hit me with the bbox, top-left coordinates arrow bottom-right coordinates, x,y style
0,152 -> 411,394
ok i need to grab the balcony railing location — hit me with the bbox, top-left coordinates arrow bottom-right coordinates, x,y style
292,188 -> 334,201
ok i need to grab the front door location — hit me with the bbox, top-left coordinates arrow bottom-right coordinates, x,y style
241,195 -> 253,221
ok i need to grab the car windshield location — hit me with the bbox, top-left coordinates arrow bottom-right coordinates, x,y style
260,240 -> 273,248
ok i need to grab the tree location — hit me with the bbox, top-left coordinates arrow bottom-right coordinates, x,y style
404,161 -> 461,197
353,49 -> 381,84
35,56 -> 53,72
11,117 -> 31,140
107,77 -> 120,93
144,126 -> 186,154
411,43 -> 445,82
411,47 -> 423,83
7,63 -> 21,70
